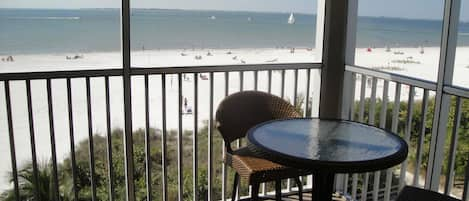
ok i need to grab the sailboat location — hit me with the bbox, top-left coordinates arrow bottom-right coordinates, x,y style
288,13 -> 295,24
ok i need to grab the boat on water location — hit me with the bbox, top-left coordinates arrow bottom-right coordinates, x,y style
288,13 -> 295,24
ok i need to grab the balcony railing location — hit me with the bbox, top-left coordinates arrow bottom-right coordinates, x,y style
1,0 -> 467,200
0,63 -> 321,201
343,65 -> 469,201
1,63 -> 468,201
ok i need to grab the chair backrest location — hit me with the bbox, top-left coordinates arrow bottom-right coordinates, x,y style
215,91 -> 300,149
396,186 -> 461,201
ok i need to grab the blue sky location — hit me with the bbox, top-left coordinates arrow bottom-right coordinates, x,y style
1,0 -> 468,21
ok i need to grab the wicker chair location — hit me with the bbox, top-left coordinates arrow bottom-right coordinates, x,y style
215,91 -> 312,201
396,186 -> 461,201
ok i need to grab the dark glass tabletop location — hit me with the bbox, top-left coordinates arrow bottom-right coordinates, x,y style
247,118 -> 408,173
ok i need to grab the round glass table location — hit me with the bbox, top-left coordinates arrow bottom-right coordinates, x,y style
247,118 -> 408,201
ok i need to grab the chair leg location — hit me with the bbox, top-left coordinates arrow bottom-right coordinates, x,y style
232,173 -> 240,201
251,182 -> 260,201
295,177 -> 303,201
275,179 -> 282,201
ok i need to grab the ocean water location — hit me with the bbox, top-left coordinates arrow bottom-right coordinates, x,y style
1,8 -> 469,55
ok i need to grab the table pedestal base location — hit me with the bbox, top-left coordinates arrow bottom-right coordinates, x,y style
312,172 -> 335,201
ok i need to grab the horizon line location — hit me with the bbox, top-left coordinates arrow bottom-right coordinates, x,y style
1,7 -> 467,22
0,7 -> 316,15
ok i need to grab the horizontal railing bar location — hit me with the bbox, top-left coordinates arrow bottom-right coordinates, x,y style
345,65 -> 437,91
443,85 -> 469,99
132,63 -> 321,74
0,63 -> 321,81
0,69 -> 122,81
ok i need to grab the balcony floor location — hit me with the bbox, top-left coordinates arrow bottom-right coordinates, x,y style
237,189 -> 348,201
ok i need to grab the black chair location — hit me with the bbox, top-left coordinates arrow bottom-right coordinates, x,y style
396,186 -> 461,201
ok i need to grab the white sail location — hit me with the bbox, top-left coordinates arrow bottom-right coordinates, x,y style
288,13 -> 295,24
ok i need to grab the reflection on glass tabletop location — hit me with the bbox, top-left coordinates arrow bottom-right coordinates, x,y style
247,118 -> 408,171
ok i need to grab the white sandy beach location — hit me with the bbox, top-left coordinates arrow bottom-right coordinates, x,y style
0,46 -> 469,191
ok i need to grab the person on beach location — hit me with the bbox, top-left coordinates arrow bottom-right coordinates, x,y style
184,97 -> 188,112
186,105 -> 193,114
6,56 -> 14,62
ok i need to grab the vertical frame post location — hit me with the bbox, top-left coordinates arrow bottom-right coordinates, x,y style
121,0 -> 135,199
426,0 -> 461,190
318,0 -> 350,119
341,0 -> 358,120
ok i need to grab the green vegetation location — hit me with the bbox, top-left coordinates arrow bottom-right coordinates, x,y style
0,123 -> 237,201
1,95 -> 468,200
351,96 -> 469,188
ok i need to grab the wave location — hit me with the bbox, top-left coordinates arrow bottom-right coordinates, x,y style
7,16 -> 80,20
459,32 -> 469,36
